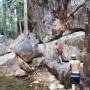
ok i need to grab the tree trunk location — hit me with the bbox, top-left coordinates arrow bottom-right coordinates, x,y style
2,0 -> 7,35
24,0 -> 29,35
19,19 -> 22,34
83,8 -> 90,86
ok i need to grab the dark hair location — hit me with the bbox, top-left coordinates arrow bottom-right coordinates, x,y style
55,42 -> 58,45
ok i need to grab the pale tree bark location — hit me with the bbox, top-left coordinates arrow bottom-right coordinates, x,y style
2,0 -> 7,35
17,7 -> 23,34
24,0 -> 29,35
19,19 -> 22,34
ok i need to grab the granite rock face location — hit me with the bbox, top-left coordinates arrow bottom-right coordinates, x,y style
0,53 -> 31,77
38,31 -> 85,61
0,53 -> 22,76
28,0 -> 90,42
0,35 -> 13,55
8,33 -> 42,63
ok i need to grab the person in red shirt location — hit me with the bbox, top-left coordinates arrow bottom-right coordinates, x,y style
55,41 -> 65,63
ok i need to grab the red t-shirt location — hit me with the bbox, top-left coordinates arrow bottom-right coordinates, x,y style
55,43 -> 63,52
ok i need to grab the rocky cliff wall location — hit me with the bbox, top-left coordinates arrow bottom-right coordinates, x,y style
28,0 -> 90,42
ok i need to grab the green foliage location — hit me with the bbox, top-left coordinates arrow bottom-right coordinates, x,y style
15,0 -> 23,6
0,0 -> 24,38
0,3 -> 3,32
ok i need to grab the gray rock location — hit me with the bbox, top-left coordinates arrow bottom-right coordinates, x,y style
32,57 -> 44,67
0,53 -> 19,76
49,81 -> 64,90
15,68 -> 26,77
38,31 -> 85,61
28,0 -> 88,42
42,60 -> 85,89
32,81 -> 40,84
0,35 -> 13,55
0,53 -> 31,77
8,33 -> 42,63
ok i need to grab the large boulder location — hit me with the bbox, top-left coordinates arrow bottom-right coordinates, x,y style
38,31 -> 85,61
28,0 -> 89,42
42,18 -> 66,42
0,53 -> 31,77
0,53 -> 19,76
0,35 -> 13,55
42,60 -> 69,89
8,33 -> 42,63
68,0 -> 87,29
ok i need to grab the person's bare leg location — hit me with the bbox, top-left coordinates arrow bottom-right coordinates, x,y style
72,84 -> 76,90
76,84 -> 80,90
59,56 -> 62,63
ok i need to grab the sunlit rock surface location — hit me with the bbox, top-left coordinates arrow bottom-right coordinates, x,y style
38,31 -> 85,61
0,53 -> 31,76
0,53 -> 19,76
49,81 -> 64,90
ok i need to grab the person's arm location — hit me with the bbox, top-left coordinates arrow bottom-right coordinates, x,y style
55,45 -> 58,53
67,61 -> 71,72
65,62 -> 71,77
80,63 -> 83,69
79,61 -> 82,70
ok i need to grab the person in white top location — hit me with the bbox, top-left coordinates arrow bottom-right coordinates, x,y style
67,54 -> 81,90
